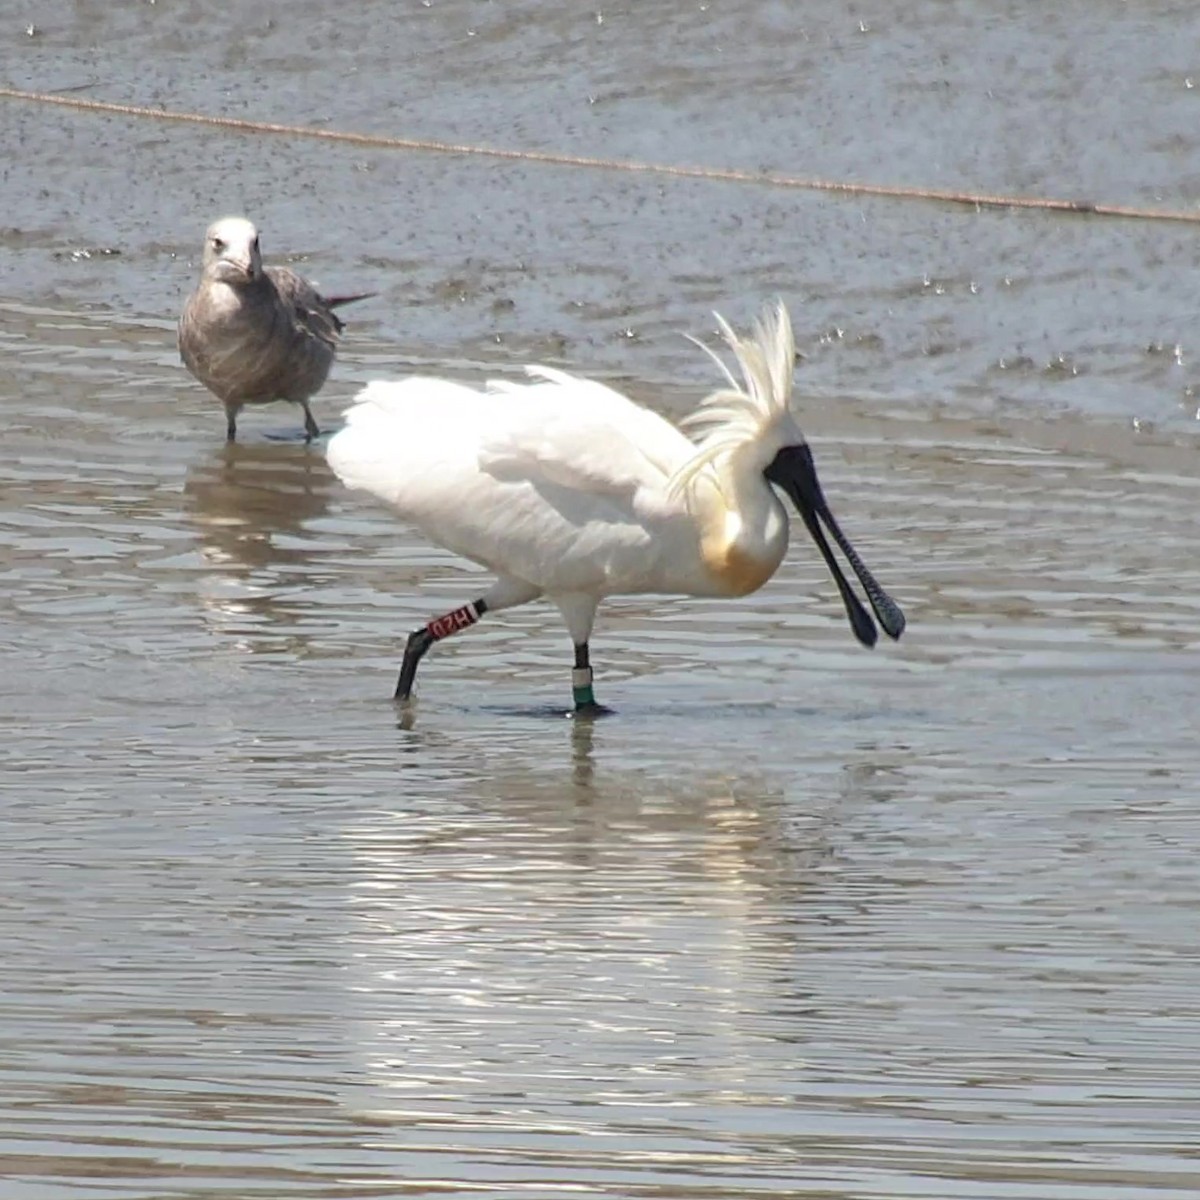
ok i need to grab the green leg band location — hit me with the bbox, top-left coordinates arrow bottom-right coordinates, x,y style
572,666 -> 595,709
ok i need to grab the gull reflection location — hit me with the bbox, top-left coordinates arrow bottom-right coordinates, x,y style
182,441 -> 339,650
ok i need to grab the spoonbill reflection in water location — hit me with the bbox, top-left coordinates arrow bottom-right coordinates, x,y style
326,303 -> 904,712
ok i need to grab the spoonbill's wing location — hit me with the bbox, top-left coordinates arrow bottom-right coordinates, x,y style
328,372 -> 695,591
487,367 -> 694,485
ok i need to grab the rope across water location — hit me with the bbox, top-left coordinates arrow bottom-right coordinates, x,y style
4,85 -> 1199,225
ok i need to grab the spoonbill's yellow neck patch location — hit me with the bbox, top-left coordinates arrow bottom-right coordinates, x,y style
699,505 -> 780,597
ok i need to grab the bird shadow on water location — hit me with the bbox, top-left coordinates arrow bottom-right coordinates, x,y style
386,687 -> 905,794
396,690 -> 836,730
260,427 -> 317,444
395,700 -> 589,730
261,423 -> 341,445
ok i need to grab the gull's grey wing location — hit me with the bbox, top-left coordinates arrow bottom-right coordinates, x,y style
179,263 -> 370,417
267,266 -> 346,349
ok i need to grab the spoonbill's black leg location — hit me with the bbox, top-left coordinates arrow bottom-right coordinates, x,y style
572,642 -> 613,716
395,598 -> 489,701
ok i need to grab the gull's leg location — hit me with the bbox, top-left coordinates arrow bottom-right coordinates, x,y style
224,402 -> 238,442
394,576 -> 541,702
301,401 -> 320,442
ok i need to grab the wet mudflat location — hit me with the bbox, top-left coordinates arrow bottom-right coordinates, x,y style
3,3 -> 1200,1198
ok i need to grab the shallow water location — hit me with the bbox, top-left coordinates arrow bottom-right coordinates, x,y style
3,3 -> 1200,1198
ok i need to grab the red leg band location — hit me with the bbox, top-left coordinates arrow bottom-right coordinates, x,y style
426,602 -> 480,642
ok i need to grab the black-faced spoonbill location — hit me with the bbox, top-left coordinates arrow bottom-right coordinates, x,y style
326,303 -> 904,713
179,217 -> 372,442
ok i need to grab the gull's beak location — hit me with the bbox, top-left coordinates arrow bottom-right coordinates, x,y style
210,254 -> 256,284
764,443 -> 906,647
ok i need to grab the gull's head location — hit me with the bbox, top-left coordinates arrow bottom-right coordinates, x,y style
200,216 -> 263,285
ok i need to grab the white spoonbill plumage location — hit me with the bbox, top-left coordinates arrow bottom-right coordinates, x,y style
179,216 -> 373,442
326,302 -> 905,711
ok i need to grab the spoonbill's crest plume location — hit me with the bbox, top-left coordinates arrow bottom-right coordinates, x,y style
668,303 -> 805,502
178,216 -> 373,442
327,301 -> 905,712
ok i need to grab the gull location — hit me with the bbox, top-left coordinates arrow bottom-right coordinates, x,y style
326,302 -> 905,712
179,216 -> 371,441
